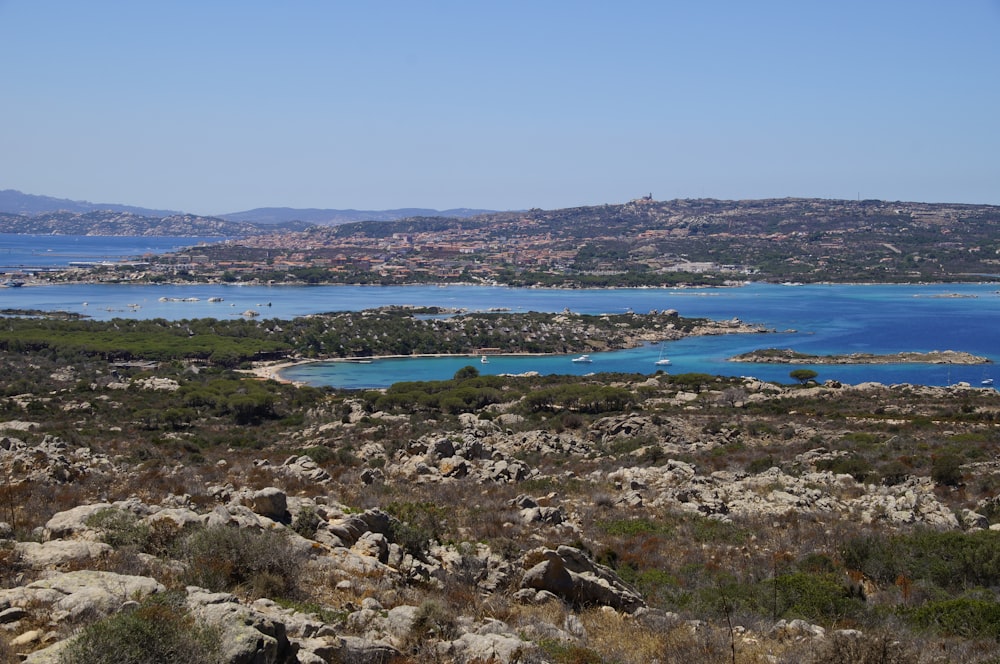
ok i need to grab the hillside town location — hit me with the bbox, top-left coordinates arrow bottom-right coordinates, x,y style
28,197 -> 1000,287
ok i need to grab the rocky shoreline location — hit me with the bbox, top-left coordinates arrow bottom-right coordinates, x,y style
729,347 -> 991,365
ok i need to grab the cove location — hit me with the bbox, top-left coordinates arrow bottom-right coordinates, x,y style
3,281 -> 998,388
274,283 -> 1000,389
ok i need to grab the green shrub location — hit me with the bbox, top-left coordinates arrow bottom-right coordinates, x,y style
291,506 -> 320,539
385,501 -> 446,558
299,445 -> 335,465
790,369 -> 819,384
690,518 -> 749,545
692,572 -> 864,625
615,567 -> 682,607
85,508 -> 151,550
539,641 -> 604,664
931,452 -> 963,486
58,592 -> 220,664
746,455 -> 778,475
878,460 -> 911,486
407,600 -> 459,645
453,365 -> 480,381
798,552 -> 838,574
597,518 -> 673,537
908,598 -> 1000,639
842,530 -> 1000,590
816,454 -> 874,483
179,525 -> 304,599
772,572 -> 864,623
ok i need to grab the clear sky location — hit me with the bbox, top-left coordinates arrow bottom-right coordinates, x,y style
1,1 -> 998,215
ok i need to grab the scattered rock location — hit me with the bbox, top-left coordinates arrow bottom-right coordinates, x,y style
15,541 -> 113,569
252,487 -> 289,522
521,546 -> 644,613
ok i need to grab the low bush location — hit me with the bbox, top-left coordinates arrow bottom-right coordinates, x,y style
57,592 -> 220,664
291,505 -> 320,538
931,452 -> 963,486
770,572 -> 865,623
746,455 -> 778,475
842,529 -> 1000,591
803,630 -> 916,664
907,597 -> 1000,639
85,508 -> 151,550
179,525 -> 304,599
385,501 -> 446,558
408,599 -> 460,644
597,518 -> 673,538
816,454 -> 874,483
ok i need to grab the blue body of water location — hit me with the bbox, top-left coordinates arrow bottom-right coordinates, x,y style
277,283 -> 1000,388
0,234 -> 222,271
1,236 -> 998,389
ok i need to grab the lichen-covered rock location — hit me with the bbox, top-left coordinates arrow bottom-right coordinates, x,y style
205,504 -> 266,530
439,631 -> 539,664
252,487 -> 289,522
278,455 -> 332,484
15,540 -> 113,569
187,588 -> 295,664
352,531 -> 389,564
43,503 -> 113,539
21,639 -> 73,664
521,546 -> 644,613
770,618 -> 827,640
337,636 -> 401,664
142,506 -> 204,532
0,570 -> 164,624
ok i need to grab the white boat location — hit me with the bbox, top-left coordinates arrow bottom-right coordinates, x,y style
480,355 -> 490,364
983,378 -> 994,387
654,344 -> 671,366
571,354 -> 592,363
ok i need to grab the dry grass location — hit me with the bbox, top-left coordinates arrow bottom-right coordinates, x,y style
0,635 -> 14,664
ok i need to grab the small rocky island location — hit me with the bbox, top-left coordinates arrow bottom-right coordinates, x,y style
730,347 -> 991,365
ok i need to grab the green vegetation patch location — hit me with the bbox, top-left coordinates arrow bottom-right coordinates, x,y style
598,517 -> 674,538
179,525 -> 305,600
842,529 -> 1000,591
906,597 -> 1000,639
58,592 -> 221,664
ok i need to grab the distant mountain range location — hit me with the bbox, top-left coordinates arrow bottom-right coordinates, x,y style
0,189 -> 182,217
219,207 -> 497,225
0,190 -> 497,225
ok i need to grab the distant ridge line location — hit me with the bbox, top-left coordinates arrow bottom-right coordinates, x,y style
218,207 -> 501,225
0,190 -> 501,225
0,189 -> 181,217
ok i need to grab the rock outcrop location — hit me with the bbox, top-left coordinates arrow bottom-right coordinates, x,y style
521,545 -> 645,613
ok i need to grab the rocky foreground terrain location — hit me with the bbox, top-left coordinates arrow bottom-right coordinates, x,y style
3,361 -> 1000,662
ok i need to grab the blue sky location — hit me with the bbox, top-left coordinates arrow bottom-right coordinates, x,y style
1,1 -> 998,214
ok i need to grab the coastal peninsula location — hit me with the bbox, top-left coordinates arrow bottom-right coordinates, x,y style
730,347 -> 991,365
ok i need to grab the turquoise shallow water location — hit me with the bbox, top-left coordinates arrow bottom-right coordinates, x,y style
2,274 -> 998,388
272,283 -> 1000,389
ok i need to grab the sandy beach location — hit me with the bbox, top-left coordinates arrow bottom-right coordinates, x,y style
242,359 -> 320,385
